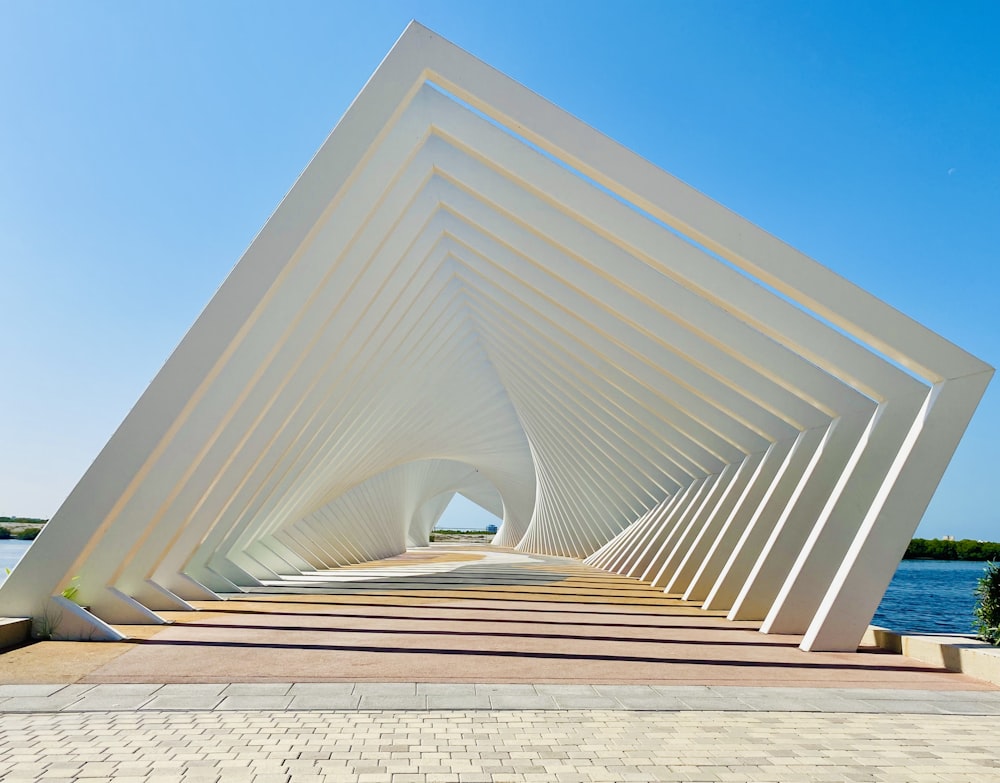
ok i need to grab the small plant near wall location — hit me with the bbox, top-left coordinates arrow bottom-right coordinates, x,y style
61,576 -> 81,603
32,604 -> 63,640
973,561 -> 1000,645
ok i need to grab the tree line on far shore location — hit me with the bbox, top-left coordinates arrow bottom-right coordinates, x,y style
0,518 -> 997,560
904,538 -> 1000,561
0,517 -> 47,540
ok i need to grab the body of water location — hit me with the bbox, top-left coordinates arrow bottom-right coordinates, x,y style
0,540 -> 989,635
872,559 -> 986,635
0,539 -> 34,583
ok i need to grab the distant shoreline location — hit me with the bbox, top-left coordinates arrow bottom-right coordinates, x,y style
904,537 -> 1000,562
2,519 -> 996,557
0,517 -> 46,540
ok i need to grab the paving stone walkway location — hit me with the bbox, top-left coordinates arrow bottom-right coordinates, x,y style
1,683 -> 1000,715
3,549 -> 999,781
2,700 -> 999,783
2,685 -> 999,782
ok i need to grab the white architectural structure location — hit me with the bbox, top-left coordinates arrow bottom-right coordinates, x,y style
1,23 -> 991,651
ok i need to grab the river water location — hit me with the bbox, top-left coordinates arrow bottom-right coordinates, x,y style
0,540 -> 989,635
0,539 -> 33,577
872,559 -> 985,635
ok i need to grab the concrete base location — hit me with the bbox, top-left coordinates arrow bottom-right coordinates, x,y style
0,618 -> 31,650
864,625 -> 1000,686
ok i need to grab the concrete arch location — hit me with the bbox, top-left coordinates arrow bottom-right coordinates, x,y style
0,22 -> 990,652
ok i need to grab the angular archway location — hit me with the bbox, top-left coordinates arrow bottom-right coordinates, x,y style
0,22 -> 990,651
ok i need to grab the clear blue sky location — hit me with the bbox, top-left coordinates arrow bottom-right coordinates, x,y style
1,1 -> 997,539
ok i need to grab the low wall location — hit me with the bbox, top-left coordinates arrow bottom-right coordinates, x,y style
0,617 -> 31,650
864,625 -> 1000,686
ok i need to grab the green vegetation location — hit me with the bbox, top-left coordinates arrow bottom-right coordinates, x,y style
61,576 -> 81,603
14,528 -> 42,540
432,529 -> 491,535
429,528 -> 494,542
904,538 -> 1000,561
0,526 -> 43,540
973,562 -> 1000,646
0,517 -> 47,541
0,516 -> 47,527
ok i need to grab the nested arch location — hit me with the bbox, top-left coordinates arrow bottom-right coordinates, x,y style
0,22 -> 989,654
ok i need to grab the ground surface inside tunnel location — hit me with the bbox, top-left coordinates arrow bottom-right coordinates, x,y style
0,545 -> 993,689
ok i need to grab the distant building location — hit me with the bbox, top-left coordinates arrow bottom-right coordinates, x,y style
486,524 -> 498,534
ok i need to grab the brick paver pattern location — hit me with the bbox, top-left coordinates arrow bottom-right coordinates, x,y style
2,707 -> 999,783
3,549 -> 999,782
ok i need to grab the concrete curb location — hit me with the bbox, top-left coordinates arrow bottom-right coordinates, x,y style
864,625 -> 1000,686
1,682 -> 998,714
0,618 -> 30,650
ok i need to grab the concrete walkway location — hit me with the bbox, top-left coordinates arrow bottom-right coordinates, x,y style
2,698 -> 999,782
2,547 -> 993,689
2,546 -> 998,782
2,682 -> 999,715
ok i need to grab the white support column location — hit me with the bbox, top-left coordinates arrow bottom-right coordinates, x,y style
684,438 -> 796,602
647,475 -> 721,588
632,480 -> 707,583
802,372 -> 992,651
128,580 -> 196,613
761,392 -> 929,635
649,463 -> 738,590
155,571 -> 220,603
587,503 -> 660,572
618,493 -> 688,577
664,452 -> 764,594
728,409 -> 873,620
187,565 -> 242,595
705,427 -> 827,612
